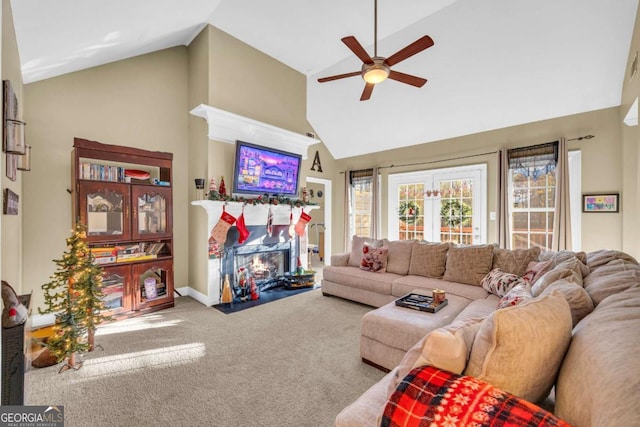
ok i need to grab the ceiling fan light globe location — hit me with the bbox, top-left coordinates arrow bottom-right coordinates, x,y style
362,58 -> 390,84
363,68 -> 389,84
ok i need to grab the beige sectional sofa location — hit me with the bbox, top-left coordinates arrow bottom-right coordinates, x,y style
321,238 -> 640,426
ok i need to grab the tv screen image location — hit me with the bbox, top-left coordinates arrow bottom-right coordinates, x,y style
233,141 -> 302,196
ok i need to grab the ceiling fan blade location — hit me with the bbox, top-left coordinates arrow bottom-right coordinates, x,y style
385,35 -> 434,67
342,36 -> 374,65
317,71 -> 361,83
360,83 -> 374,101
388,70 -> 427,88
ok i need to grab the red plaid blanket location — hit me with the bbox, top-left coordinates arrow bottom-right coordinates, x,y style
381,366 -> 571,427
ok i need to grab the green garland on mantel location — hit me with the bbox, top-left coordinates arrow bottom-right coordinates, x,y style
207,191 -> 317,207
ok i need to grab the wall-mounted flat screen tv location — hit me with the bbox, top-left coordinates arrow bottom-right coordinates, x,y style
233,140 -> 302,197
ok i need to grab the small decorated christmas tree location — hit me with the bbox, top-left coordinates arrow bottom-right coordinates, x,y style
219,177 -> 227,197
40,223 -> 111,372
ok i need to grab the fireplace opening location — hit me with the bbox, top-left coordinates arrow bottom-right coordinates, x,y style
233,244 -> 291,292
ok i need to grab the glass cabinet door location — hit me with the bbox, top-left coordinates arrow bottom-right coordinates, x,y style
100,265 -> 131,315
131,186 -> 172,239
79,182 -> 131,242
133,260 -> 173,310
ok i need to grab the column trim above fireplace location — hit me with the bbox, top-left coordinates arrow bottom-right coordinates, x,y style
189,104 -> 321,159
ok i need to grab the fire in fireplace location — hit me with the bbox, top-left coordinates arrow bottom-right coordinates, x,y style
234,243 -> 291,291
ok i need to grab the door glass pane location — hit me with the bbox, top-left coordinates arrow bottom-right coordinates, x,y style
137,193 -> 166,234
86,191 -> 124,236
101,271 -> 124,311
439,179 -> 473,245
398,183 -> 424,241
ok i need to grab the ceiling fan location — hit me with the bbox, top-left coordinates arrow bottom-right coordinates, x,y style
317,0 -> 434,101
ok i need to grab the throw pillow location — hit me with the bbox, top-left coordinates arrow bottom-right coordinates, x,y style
387,318 -> 483,397
541,279 -> 594,327
556,257 -> 590,279
540,250 -> 588,266
492,247 -> 541,276
382,239 -> 415,275
348,235 -> 382,267
481,268 -> 528,297
359,245 -> 388,273
497,282 -> 533,309
531,268 -> 581,297
443,244 -> 495,286
408,242 -> 450,278
1,281 -> 28,328
522,260 -> 554,284
464,292 -> 572,403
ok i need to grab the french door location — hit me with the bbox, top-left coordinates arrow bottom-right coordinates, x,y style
388,165 -> 487,244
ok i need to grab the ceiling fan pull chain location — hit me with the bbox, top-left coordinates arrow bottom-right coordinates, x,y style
374,0 -> 378,57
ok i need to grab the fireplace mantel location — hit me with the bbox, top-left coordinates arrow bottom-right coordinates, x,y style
189,104 -> 320,159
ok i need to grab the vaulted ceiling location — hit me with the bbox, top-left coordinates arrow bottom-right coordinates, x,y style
10,0 -> 639,159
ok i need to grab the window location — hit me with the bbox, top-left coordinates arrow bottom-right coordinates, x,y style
349,169 -> 374,238
389,165 -> 487,243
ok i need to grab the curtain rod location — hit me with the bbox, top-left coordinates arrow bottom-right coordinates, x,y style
339,134 -> 595,173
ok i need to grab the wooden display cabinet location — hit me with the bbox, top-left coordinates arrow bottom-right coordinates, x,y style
72,137 -> 174,317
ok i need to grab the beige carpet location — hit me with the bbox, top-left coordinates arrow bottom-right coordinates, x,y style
27,290 -> 385,427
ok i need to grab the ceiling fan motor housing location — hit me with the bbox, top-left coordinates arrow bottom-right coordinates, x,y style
362,57 -> 390,84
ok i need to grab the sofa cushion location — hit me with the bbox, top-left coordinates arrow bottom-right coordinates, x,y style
586,249 -> 639,269
322,266 -> 399,295
388,318 -> 483,397
408,242 -> 449,278
452,297 -> 500,323
443,244 -> 495,286
348,235 -> 382,267
540,250 -> 587,266
359,245 -> 388,273
492,246 -> 540,276
531,268 -> 581,297
497,282 -> 533,309
464,292 -> 572,403
382,366 -> 572,427
391,275 -> 490,300
481,268 -> 528,297
541,279 -> 594,327
556,256 -> 590,278
522,260 -> 554,284
555,286 -> 640,427
360,293 -> 471,355
382,239 -> 414,275
583,266 -> 640,305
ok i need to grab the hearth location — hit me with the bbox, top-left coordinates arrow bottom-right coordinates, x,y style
234,242 -> 291,291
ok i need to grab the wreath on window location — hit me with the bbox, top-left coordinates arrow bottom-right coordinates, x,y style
440,199 -> 472,228
398,201 -> 419,225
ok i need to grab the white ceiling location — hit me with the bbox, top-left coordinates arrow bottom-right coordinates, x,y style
10,0 -> 639,159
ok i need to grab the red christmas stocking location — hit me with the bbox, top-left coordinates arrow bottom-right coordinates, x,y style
295,210 -> 312,237
236,212 -> 250,244
210,208 -> 236,245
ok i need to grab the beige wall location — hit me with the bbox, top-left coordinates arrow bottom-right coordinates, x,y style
23,47 -> 189,311
334,106 -> 624,255
621,4 -> 640,258
1,0 -> 23,292
184,25 -> 337,296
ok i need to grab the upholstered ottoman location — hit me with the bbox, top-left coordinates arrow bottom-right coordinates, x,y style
360,291 -> 472,370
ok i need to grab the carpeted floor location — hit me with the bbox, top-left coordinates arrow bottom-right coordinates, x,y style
27,290 -> 385,427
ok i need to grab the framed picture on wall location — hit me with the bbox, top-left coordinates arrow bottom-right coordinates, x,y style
3,188 -> 18,215
3,80 -> 26,155
582,193 -> 619,213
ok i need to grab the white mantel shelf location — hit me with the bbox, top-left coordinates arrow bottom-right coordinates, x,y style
189,104 -> 320,159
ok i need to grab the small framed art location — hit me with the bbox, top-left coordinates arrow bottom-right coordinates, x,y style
3,188 -> 18,215
582,193 -> 619,213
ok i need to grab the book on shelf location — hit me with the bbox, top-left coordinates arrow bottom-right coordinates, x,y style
94,256 -> 117,265
116,254 -> 157,263
146,242 -> 165,256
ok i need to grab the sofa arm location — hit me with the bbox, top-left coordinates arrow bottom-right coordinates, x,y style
331,253 -> 350,266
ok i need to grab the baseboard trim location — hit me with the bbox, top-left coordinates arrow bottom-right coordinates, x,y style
179,287 -> 217,306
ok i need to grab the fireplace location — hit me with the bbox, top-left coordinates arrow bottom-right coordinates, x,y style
221,225 -> 297,295
233,242 -> 291,291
